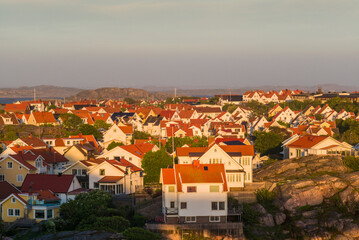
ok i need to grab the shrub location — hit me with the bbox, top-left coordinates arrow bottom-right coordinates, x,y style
92,216 -> 130,232
131,213 -> 147,227
242,203 -> 260,225
343,156 -> 359,171
256,188 -> 275,204
122,227 -> 161,240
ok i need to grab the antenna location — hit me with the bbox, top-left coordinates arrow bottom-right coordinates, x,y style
34,88 -> 36,101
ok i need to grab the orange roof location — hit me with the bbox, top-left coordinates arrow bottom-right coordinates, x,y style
119,125 -> 133,134
176,147 -> 207,157
173,163 -> 228,192
287,135 -> 328,149
31,112 -> 57,123
161,168 -> 176,184
220,145 -> 255,156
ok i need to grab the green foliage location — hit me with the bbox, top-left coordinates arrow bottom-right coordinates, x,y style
327,97 -> 359,114
91,216 -> 129,232
94,120 -> 111,130
59,190 -> 113,230
245,101 -> 271,117
132,130 -> 151,140
165,136 -> 208,153
314,114 -> 323,121
255,189 -> 277,213
277,121 -> 290,128
165,97 -> 181,104
122,227 -> 161,240
78,124 -> 101,139
107,141 -> 124,151
124,98 -> 136,104
242,203 -> 260,225
131,213 -> 147,227
0,219 -> 5,238
279,100 -> 321,112
4,131 -> 18,141
336,119 -> 359,145
39,220 -> 56,234
60,113 -> 82,132
253,131 -> 284,156
142,149 -> 173,184
47,104 -> 57,110
343,156 -> 359,171
222,104 -> 238,113
208,96 -> 219,105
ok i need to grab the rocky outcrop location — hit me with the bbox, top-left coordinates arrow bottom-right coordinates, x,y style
252,155 -> 359,239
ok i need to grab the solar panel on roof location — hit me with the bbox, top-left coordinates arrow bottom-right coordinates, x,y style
135,151 -> 142,155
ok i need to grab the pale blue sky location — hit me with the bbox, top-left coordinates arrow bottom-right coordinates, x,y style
1,0 -> 359,89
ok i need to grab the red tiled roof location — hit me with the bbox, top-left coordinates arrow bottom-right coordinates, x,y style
21,174 -> 76,193
287,135 -> 328,149
98,176 -> 123,183
161,168 -> 175,185
119,126 -> 133,134
0,181 -> 21,200
31,112 -> 57,124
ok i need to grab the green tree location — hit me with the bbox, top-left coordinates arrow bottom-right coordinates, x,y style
94,120 -> 111,130
47,104 -> 57,111
314,114 -> 323,121
60,113 -> 82,132
59,190 -> 113,230
107,141 -> 124,151
142,149 -> 173,183
4,131 -> 18,141
222,104 -> 238,113
122,227 -> 161,240
78,124 -> 101,139
165,136 -> 207,153
124,98 -> 136,104
254,131 -> 284,156
245,101 -> 271,117
131,130 -> 151,144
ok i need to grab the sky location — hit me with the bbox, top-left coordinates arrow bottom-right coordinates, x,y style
1,0 -> 359,89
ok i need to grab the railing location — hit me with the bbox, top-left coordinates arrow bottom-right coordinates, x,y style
228,206 -> 242,215
165,207 -> 178,215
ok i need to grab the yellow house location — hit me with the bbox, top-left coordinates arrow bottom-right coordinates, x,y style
0,191 -> 61,223
0,155 -> 37,187
268,104 -> 283,117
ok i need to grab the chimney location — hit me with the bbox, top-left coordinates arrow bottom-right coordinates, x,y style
193,160 -> 200,168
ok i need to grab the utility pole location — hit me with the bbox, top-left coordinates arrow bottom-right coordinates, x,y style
172,126 -> 175,166
174,88 -> 177,99
34,88 -> 36,101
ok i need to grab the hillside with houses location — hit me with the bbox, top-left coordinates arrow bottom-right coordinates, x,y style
1,88 -> 359,239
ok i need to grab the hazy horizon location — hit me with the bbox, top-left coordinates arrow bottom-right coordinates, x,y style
1,0 -> 359,89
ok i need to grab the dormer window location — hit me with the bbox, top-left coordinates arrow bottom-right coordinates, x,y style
35,159 -> 42,168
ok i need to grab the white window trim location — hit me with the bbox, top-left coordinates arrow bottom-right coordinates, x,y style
185,216 -> 196,223
17,175 -> 23,182
7,161 -> 13,169
34,209 -> 46,220
12,197 -> 16,203
209,216 -> 220,222
8,208 -> 21,217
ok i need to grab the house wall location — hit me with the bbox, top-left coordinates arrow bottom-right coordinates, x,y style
0,197 -> 25,222
178,183 -> 227,218
88,163 -> 125,189
0,157 -> 32,187
64,148 -> 87,165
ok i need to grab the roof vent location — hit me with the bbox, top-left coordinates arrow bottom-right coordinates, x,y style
204,166 -> 208,171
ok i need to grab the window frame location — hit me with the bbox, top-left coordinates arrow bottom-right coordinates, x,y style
209,216 -> 220,222
180,202 -> 187,209
187,186 -> 197,193
7,161 -> 13,169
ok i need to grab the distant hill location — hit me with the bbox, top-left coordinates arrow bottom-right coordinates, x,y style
0,85 -> 83,98
150,84 -> 359,97
71,87 -> 169,101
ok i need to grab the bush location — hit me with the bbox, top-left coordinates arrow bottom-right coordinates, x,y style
131,213 -> 147,227
242,203 -> 260,225
92,216 -> 130,232
122,227 -> 161,240
343,156 -> 359,171
255,189 -> 277,213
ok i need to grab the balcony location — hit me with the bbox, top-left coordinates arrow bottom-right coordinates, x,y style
165,207 -> 178,215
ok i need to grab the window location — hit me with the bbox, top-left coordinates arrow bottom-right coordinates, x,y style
209,216 -> 220,222
219,201 -> 225,210
35,210 -> 45,219
185,216 -> 196,223
168,186 -> 175,192
211,202 -> 218,210
129,157 -> 132,161
180,202 -> 187,209
12,198 -> 16,203
170,201 -> 175,208
99,169 -> 105,175
17,175 -> 23,182
19,165 -> 22,169
94,182 -> 99,188
187,186 -> 196,193
82,169 -> 87,175
35,159 -> 42,168
15,209 -> 20,216
47,209 -> 53,219
0,175 -> 5,181
8,209 -> 20,217
209,185 -> 219,192
7,161 -> 13,169
72,169 -> 77,175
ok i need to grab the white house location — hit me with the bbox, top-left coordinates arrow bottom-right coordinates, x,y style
160,161 -> 228,224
